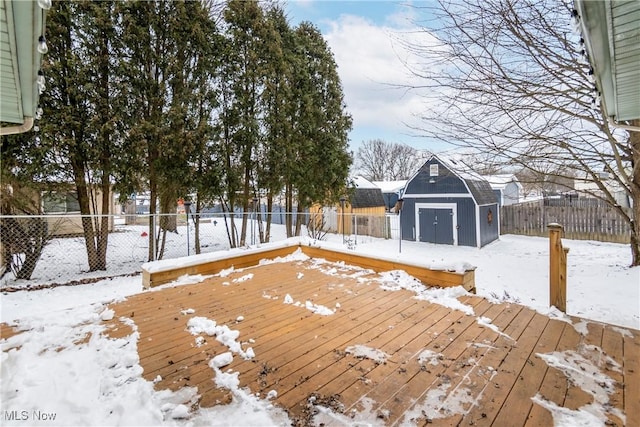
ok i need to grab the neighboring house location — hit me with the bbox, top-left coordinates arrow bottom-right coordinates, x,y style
484,174 -> 522,206
573,173 -> 631,208
41,186 -> 117,236
372,180 -> 407,212
339,176 -> 387,238
399,155 -> 499,248
312,177 -> 387,239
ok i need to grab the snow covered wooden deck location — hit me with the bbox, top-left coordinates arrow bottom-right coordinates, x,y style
103,257 -> 639,426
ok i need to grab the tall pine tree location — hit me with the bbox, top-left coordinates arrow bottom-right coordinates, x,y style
38,0 -> 120,271
117,0 -> 218,260
288,22 -> 352,236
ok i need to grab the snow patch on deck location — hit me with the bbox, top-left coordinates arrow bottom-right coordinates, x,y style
533,345 -> 625,425
345,345 -> 389,364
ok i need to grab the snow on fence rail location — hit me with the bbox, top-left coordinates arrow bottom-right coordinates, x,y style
500,200 -> 631,243
0,212 -> 393,288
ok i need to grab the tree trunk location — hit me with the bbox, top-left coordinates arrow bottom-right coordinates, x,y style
224,197 -> 238,248
257,203 -> 264,244
70,155 -> 101,271
93,6 -> 111,272
159,192 -> 177,233
95,176 -> 110,270
285,184 -> 293,238
148,168 -> 158,262
294,203 -> 304,236
7,218 -> 48,280
265,194 -> 273,243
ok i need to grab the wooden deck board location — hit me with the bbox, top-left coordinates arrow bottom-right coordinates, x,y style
562,321 -> 604,411
105,258 -> 640,425
597,324 -> 626,427
623,326 -> 640,427
0,323 -> 21,340
380,300 -> 515,425
523,321 -> 577,427
382,302 -> 517,425
461,311 -> 550,426
4,254 -> 637,426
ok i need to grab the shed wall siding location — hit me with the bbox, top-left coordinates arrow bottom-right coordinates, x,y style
405,160 -> 468,195
479,204 -> 500,246
402,156 -> 500,248
493,189 -> 503,206
400,197 -> 477,247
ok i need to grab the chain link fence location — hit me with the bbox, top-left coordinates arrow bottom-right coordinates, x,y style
0,211 -> 398,289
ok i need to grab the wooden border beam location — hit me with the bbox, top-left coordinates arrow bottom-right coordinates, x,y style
141,241 -> 476,292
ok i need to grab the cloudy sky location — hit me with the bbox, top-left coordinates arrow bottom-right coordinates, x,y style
285,1 -> 447,154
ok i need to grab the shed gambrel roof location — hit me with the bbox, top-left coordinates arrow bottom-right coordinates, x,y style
438,156 -> 497,206
407,155 -> 497,206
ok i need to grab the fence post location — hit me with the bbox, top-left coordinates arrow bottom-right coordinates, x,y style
150,214 -> 156,261
548,223 -> 569,312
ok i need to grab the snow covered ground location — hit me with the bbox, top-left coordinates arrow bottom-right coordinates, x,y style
1,227 -> 638,426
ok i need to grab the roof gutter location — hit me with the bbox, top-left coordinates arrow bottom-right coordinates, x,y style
608,117 -> 640,133
0,117 -> 34,135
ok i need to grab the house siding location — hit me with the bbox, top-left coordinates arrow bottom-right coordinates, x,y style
502,182 -> 520,205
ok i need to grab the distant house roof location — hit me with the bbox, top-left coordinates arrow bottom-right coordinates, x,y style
483,174 -> 523,191
429,155 -> 497,206
349,176 -> 386,209
372,180 -> 407,193
351,176 -> 379,189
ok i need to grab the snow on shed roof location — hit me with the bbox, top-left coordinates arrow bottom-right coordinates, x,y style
483,174 -> 522,191
372,180 -> 407,193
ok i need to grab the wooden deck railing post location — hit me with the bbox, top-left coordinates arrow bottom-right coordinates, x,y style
548,223 -> 569,312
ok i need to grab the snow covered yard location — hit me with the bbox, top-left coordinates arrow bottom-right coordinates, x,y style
1,233 -> 639,426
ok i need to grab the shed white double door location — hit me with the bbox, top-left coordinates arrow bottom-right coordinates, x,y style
415,203 -> 458,245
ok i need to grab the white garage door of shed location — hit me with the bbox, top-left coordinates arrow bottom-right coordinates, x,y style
415,203 -> 458,245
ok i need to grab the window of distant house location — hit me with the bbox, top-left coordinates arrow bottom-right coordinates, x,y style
430,164 -> 439,177
42,191 -> 81,213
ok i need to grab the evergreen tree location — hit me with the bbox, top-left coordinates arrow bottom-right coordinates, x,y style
288,22 -> 353,236
38,0 -> 120,271
220,0 -> 268,247
117,0 -> 218,260
0,133 -> 52,280
259,6 -> 296,242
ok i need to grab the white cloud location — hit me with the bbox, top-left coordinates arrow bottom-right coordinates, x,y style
322,13 -> 446,146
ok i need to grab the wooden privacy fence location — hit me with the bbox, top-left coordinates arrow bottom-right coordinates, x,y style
500,199 -> 631,243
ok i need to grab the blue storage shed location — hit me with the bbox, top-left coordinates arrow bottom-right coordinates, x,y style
399,155 -> 499,248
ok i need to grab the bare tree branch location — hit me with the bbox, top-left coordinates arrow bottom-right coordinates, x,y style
399,0 -> 640,265
355,139 -> 423,181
